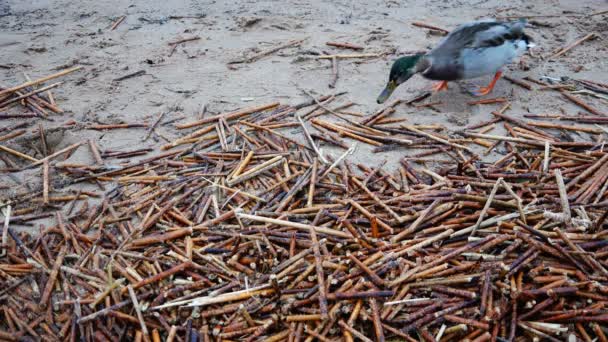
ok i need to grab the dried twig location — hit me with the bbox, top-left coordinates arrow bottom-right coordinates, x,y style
229,38 -> 307,64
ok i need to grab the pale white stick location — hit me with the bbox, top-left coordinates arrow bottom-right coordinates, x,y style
554,169 -> 571,224
470,177 -> 503,237
318,143 -> 356,180
237,213 -> 351,239
297,115 -> 328,164
0,205 -> 10,258
127,285 -> 149,340
543,141 -> 550,173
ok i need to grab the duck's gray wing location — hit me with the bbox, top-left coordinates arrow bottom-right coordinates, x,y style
422,20 -> 499,79
430,19 -> 526,56
423,20 -> 528,80
469,20 -> 527,48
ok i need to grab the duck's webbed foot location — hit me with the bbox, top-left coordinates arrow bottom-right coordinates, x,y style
472,71 -> 502,96
432,81 -> 449,92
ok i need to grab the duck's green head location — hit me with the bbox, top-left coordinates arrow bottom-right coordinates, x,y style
377,54 -> 424,104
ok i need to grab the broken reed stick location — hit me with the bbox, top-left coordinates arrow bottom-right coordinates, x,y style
463,132 -> 547,147
28,142 -> 84,168
237,213 -> 351,238
40,244 -> 67,308
229,38 -> 307,64
543,140 -> 550,173
110,15 -> 126,30
38,123 -> 48,157
468,98 -> 508,105
391,200 -> 440,242
167,36 -> 201,46
326,41 -> 364,50
0,113 -> 38,119
338,320 -> 374,342
125,262 -> 192,293
550,33 -> 597,59
492,110 -> 552,139
113,70 -> 146,82
411,21 -> 449,34
176,102 -> 279,129
347,199 -> 393,233
42,160 -> 50,205
0,144 -> 39,163
297,115 -> 327,164
128,285 -> 150,342
312,119 -> 383,146
499,179 -> 526,224
403,125 -> 472,152
307,158 -> 318,208
0,205 -> 10,258
316,53 -> 381,59
347,253 -> 384,287
309,220 -> 329,319
230,150 -> 254,179
0,82 -> 63,108
180,285 -> 274,308
589,9 -> 608,16
527,121 -> 602,133
88,139 -> 104,165
470,178 -> 502,237
554,169 -> 571,223
502,76 -> 532,90
87,123 -> 147,130
226,156 -> 284,186
329,56 -> 338,89
352,177 -> 403,223
0,66 -> 82,97
143,112 -> 166,142
561,92 -> 606,116
566,153 -> 608,191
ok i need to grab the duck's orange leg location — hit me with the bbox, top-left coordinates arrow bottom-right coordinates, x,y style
474,71 -> 503,96
432,81 -> 449,92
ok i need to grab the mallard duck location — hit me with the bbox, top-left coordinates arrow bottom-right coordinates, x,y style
377,19 -> 533,103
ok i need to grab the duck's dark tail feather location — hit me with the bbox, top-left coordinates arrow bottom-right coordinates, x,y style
513,19 -> 535,50
522,33 -> 535,49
